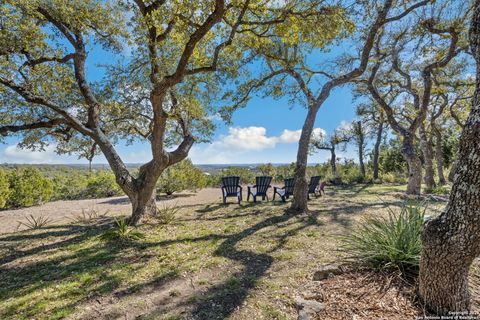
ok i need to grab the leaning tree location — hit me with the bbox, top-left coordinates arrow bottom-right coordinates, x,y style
227,0 -> 429,212
0,0 -> 325,224
419,0 -> 480,313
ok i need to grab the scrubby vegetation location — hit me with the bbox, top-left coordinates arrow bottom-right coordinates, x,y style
340,203 -> 426,276
156,159 -> 206,196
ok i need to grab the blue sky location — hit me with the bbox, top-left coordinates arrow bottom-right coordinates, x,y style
0,41 -> 361,165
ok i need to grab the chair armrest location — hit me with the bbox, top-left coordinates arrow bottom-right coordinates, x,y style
237,185 -> 243,191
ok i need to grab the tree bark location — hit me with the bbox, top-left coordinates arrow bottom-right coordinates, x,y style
419,3 -> 480,312
130,190 -> 157,225
373,122 -> 384,180
434,127 -> 446,185
419,124 -> 436,191
448,159 -> 458,182
401,137 -> 422,195
291,106 -> 318,213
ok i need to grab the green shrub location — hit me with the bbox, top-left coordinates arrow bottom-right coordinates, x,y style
0,169 -> 10,209
7,167 -> 54,207
257,163 -> 276,177
85,171 -> 123,198
429,185 -> 449,195
274,163 -> 296,182
157,159 -> 206,196
220,166 -> 255,185
340,203 -> 425,276
52,171 -> 89,200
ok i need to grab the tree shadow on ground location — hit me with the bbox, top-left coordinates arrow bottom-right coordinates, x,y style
138,208 -> 323,320
0,191 -> 398,319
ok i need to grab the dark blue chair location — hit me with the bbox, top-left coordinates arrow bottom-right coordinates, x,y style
221,176 -> 242,204
247,176 -> 272,203
273,178 -> 295,202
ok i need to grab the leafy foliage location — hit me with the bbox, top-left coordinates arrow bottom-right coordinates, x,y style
7,167 -> 53,208
340,203 -> 425,276
0,168 -> 10,209
156,159 -> 206,196
84,172 -> 123,198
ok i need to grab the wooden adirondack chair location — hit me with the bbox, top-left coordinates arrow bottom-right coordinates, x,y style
307,176 -> 321,200
221,176 -> 242,204
247,176 -> 272,203
273,178 -> 295,202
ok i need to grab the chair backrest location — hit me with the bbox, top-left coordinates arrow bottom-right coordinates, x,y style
284,178 -> 295,195
308,176 -> 321,192
255,176 -> 272,195
222,176 -> 240,195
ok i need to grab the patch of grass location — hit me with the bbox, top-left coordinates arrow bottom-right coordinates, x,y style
16,214 -> 52,230
169,289 -> 181,297
259,303 -> 290,320
340,202 -> 425,276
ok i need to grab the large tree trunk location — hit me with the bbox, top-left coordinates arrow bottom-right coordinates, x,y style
291,106 -> 318,213
401,137 -> 422,195
434,127 -> 446,185
130,190 -> 157,225
419,124 -> 436,191
373,122 -> 383,180
419,4 -> 480,313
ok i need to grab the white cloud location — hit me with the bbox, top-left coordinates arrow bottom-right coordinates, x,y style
218,126 -> 278,151
312,128 -> 326,140
0,144 -> 58,164
278,129 -> 301,143
189,126 -> 326,164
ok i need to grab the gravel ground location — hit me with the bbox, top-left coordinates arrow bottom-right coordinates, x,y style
0,187 -> 229,234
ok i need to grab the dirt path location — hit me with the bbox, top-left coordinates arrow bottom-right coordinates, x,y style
0,188 -> 226,234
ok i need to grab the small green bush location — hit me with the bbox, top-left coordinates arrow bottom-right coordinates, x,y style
340,203 -> 425,276
429,185 -> 449,195
220,166 -> 255,185
157,159 -> 206,195
7,167 -> 54,207
85,171 -> 123,198
0,168 -> 10,208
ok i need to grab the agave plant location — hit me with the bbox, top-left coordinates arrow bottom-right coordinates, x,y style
100,217 -> 145,242
17,214 -> 52,230
156,202 -> 180,225
340,202 -> 426,276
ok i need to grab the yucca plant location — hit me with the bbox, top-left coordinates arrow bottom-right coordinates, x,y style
156,202 -> 180,225
100,217 -> 145,242
70,208 -> 109,224
340,202 -> 426,276
17,214 -> 52,230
